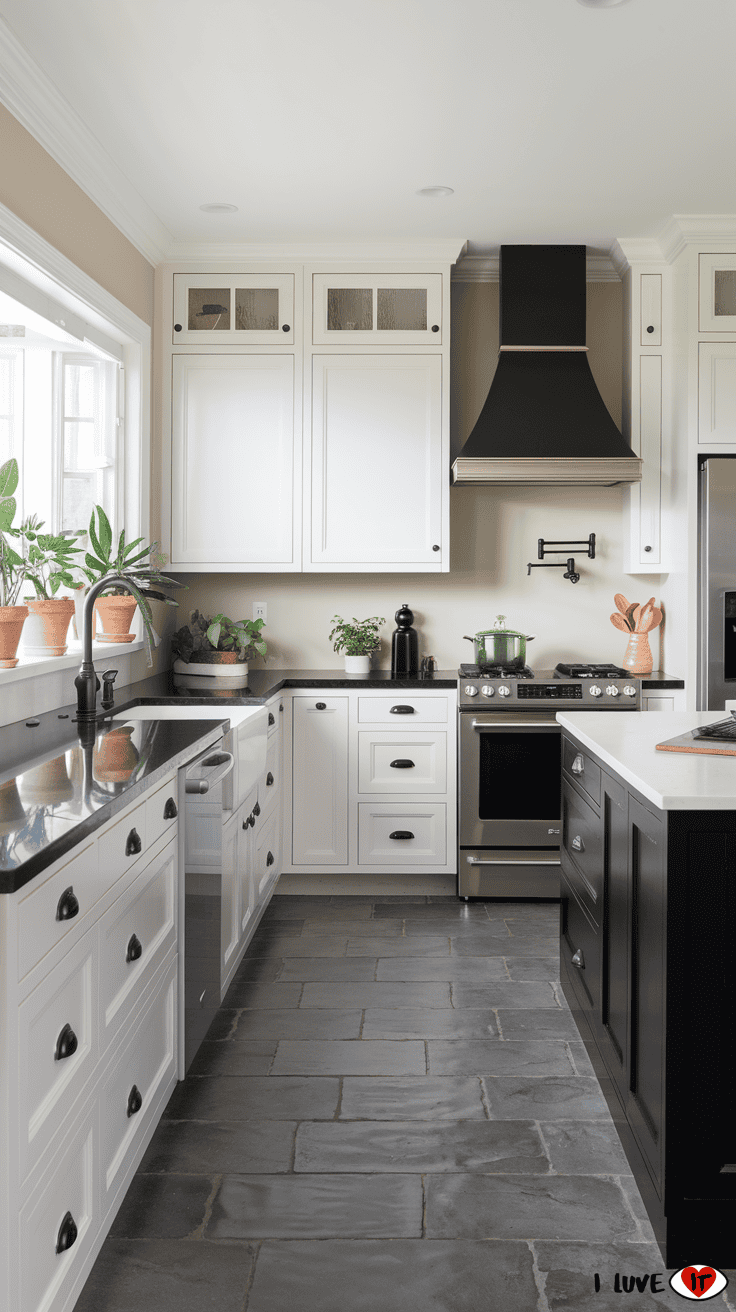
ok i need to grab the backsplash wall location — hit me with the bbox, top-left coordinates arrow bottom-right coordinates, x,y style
176,279 -> 671,676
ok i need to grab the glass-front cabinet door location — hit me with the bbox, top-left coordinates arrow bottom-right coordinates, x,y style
312,274 -> 442,344
173,274 -> 294,344
699,253 -> 736,332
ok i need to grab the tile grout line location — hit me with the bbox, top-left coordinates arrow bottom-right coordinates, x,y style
240,1240 -> 262,1312
613,1174 -> 657,1243
492,1007 -> 504,1040
533,1119 -> 556,1175
478,1075 -> 493,1120
185,1173 -> 222,1240
528,1240 -> 552,1312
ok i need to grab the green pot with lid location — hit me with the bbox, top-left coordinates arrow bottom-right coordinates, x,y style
463,615 -> 536,668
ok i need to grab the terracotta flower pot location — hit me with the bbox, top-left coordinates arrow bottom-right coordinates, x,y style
0,604 -> 28,668
94,594 -> 138,643
22,597 -> 75,657
93,725 -> 140,783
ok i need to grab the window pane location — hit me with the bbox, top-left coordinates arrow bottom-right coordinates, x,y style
0,355 -> 13,413
0,416 -> 11,464
327,289 -> 372,331
64,420 -> 98,470
64,363 -> 96,418
62,473 -> 97,532
235,288 -> 279,331
377,288 -> 427,331
188,288 -> 231,331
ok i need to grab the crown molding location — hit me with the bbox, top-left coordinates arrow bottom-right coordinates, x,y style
0,17 -> 170,267
452,251 -> 620,283
165,238 -> 469,266
657,214 -> 736,263
609,237 -> 668,276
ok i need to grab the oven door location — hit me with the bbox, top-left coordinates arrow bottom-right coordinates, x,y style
459,710 -> 561,849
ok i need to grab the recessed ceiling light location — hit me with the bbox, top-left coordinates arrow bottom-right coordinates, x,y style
199,203 -> 239,213
577,0 -> 629,7
416,186 -> 454,199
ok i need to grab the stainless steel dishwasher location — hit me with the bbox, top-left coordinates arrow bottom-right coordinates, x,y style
181,740 -> 235,1072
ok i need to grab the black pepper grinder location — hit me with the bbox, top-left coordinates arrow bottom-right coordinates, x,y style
391,604 -> 419,676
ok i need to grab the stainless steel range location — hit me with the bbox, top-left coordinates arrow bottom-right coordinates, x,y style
458,663 -> 640,899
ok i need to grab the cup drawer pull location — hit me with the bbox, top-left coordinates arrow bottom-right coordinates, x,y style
56,1211 -> 78,1254
54,1023 -> 78,1061
390,705 -> 415,714
163,797 -> 178,819
389,830 -> 414,840
127,1084 -> 143,1118
126,933 -> 143,963
390,759 -> 415,769
571,835 -> 585,852
56,886 -> 79,922
571,754 -> 585,775
125,827 -> 142,857
571,948 -> 585,970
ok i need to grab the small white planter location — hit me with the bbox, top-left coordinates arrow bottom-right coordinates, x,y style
344,654 -> 372,674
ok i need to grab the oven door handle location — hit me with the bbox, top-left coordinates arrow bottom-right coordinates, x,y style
469,719 -> 559,731
466,855 -> 561,866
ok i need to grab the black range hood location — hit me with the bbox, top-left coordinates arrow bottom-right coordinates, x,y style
451,245 -> 642,486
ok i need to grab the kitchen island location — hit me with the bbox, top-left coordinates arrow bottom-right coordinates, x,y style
557,710 -> 736,1268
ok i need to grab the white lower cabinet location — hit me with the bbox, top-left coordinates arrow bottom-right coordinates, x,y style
287,687 -> 457,876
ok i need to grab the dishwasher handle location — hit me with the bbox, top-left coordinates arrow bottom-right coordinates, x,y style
185,750 -> 235,795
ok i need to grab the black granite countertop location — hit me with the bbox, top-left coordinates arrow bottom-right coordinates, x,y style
0,714 -> 226,893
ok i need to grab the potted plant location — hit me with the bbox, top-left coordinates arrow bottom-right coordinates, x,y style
171,609 -> 267,684
329,614 -> 385,673
17,514 -> 80,657
79,505 -> 185,664
0,458 -> 30,668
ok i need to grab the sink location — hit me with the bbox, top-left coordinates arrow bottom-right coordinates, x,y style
113,703 -> 268,799
112,705 -> 262,726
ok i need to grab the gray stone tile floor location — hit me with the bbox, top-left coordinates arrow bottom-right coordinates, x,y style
73,894 -> 734,1311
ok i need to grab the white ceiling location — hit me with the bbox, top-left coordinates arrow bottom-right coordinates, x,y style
0,0 -> 734,264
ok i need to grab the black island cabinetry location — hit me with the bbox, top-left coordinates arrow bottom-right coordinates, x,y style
559,725 -> 736,1268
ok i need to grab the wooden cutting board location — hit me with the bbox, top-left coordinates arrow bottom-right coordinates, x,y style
656,728 -> 736,756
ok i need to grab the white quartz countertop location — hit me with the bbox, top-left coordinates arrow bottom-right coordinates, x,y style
556,711 -> 736,811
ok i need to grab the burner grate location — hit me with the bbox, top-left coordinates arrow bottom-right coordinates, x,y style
459,663 -> 534,679
554,662 -> 629,679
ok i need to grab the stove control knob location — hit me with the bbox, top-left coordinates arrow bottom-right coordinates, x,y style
606,684 -> 620,697
589,684 -> 603,698
480,684 -> 495,698
623,684 -> 637,697
464,685 -> 479,697
498,684 -> 511,698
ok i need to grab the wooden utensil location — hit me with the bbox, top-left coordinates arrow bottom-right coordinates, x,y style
630,604 -> 642,631
636,601 -> 654,633
614,593 -> 630,617
610,612 -> 631,633
639,606 -> 662,633
624,602 -> 639,631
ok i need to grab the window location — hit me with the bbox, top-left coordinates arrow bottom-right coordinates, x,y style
58,355 -> 119,533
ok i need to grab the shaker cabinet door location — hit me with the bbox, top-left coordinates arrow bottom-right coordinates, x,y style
171,354 -> 298,569
291,696 -> 349,865
308,354 -> 444,571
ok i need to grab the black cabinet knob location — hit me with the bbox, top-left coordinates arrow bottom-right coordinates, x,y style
432,544 -> 440,552
174,323 -> 182,332
282,324 -> 290,332
56,1211 -> 78,1254
647,325 -> 655,333
644,544 -> 652,552
390,759 -> 415,769
268,712 -> 275,726
126,933 -> 143,963
125,827 -> 142,857
163,797 -> 178,820
315,702 -> 326,710
390,705 -> 415,714
56,886 -> 80,922
127,1084 -> 143,1118
431,324 -> 440,332
55,1023 -> 78,1061
253,801 -> 261,817
266,772 -> 274,786
389,830 -> 414,840
266,851 -> 274,867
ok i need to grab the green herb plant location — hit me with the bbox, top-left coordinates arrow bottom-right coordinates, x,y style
329,614 -> 386,656
19,514 -> 80,599
171,609 -> 267,664
79,505 -> 185,664
0,457 -> 27,607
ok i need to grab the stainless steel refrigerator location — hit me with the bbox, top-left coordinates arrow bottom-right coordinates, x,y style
699,456 -> 736,709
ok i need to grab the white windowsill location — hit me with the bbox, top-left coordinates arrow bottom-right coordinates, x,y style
0,639 -> 145,686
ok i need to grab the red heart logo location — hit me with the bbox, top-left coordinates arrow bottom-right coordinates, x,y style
681,1267 -> 718,1297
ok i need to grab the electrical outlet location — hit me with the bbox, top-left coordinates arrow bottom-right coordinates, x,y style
253,602 -> 267,624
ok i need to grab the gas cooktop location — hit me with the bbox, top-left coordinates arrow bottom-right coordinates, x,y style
458,663 -> 640,709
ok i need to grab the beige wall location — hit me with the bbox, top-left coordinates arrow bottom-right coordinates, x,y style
0,103 -> 154,325
177,278 -> 671,676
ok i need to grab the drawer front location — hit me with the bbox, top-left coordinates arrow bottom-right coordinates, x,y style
17,840 -> 98,981
358,803 -> 446,865
99,840 -> 177,1049
254,806 -> 280,901
357,695 -> 450,724
560,873 -> 600,1017
267,698 -> 283,737
562,736 -> 601,807
100,956 -> 177,1212
19,1104 -> 96,1312
98,797 -> 148,876
562,783 -> 602,924
144,774 -> 179,850
259,731 -> 280,819
18,931 -> 98,1183
358,731 -> 447,793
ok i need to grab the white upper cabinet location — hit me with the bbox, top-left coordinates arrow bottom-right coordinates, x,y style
698,253 -> 736,332
308,354 -> 443,570
698,341 -> 736,444
173,274 -> 294,344
171,354 -> 298,569
312,274 -> 442,345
